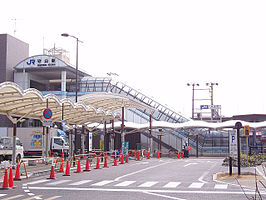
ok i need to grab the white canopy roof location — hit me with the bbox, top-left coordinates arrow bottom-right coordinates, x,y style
0,82 -> 118,125
94,120 -> 266,133
78,93 -> 155,112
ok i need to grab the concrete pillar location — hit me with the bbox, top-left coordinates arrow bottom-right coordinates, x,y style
61,71 -> 66,92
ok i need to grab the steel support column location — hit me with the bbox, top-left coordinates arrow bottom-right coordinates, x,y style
121,107 -> 125,144
12,123 -> 17,166
149,113 -> 153,156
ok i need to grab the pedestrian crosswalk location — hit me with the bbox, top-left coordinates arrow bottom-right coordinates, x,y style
26,178 -> 229,190
0,194 -> 61,200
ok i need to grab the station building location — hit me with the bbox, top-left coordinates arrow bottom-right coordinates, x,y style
1,33 -> 264,156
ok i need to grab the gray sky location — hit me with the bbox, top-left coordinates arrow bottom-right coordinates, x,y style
1,0 -> 266,118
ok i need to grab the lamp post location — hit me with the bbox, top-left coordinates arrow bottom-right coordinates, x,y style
187,83 -> 199,119
61,33 -> 83,103
61,33 -> 83,156
206,82 -> 218,120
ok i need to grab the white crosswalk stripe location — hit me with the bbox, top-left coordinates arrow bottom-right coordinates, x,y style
163,181 -> 181,188
115,181 -> 136,187
68,180 -> 92,186
0,194 -> 7,197
91,180 -> 114,186
28,179 -> 50,185
138,181 -> 158,187
214,184 -> 228,189
46,180 -> 71,185
188,182 -> 204,188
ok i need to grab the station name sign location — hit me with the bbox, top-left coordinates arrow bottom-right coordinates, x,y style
15,55 -> 68,69
27,57 -> 56,67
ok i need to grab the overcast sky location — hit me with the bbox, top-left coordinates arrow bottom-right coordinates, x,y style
1,0 -> 266,118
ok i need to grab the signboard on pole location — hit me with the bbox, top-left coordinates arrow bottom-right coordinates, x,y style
229,131 -> 238,158
43,108 -> 52,119
42,119 -> 53,127
200,105 -> 221,110
122,141 -> 129,158
89,132 -> 92,152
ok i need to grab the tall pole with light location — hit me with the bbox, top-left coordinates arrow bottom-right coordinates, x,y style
206,82 -> 218,120
61,33 -> 83,156
61,33 -> 83,102
187,83 -> 199,119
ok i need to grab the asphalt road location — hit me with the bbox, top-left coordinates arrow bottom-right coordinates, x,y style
1,157 -> 265,200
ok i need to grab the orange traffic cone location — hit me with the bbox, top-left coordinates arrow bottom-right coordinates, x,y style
104,156 -> 108,168
47,165 -> 55,179
75,159 -> 81,173
84,150 -> 87,158
63,160 -> 70,176
9,167 -> 15,188
157,152 -> 160,159
59,160 -> 64,173
147,151 -> 150,159
126,154 -> 129,163
94,157 -> 101,169
84,157 -> 91,172
120,154 -> 124,164
1,168 -> 9,190
137,151 -> 140,161
14,163 -> 21,181
113,156 -> 118,166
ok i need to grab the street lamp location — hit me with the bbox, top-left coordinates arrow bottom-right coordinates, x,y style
187,83 -> 199,119
61,33 -> 83,157
206,82 -> 218,120
61,33 -> 83,103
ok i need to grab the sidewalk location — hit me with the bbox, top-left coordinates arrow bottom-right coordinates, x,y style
0,157 -> 100,182
214,162 -> 266,191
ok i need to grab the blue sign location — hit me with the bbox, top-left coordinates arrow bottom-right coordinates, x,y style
200,105 -> 209,109
43,108 -> 52,119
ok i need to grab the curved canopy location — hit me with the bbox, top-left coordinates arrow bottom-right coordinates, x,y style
0,82 -> 119,125
95,120 -> 266,134
78,92 -> 155,112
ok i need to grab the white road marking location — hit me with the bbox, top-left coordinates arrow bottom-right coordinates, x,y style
214,184 -> 228,189
23,195 -> 42,200
163,182 -> 181,188
44,196 -> 62,200
27,193 -> 35,196
183,163 -> 197,167
24,189 -> 30,192
1,194 -> 24,200
198,171 -> 208,183
68,180 -> 92,186
91,180 -> 114,186
114,161 -> 176,181
138,181 -> 158,187
188,182 -> 204,188
143,191 -> 186,200
46,180 -> 71,185
28,186 -> 266,195
0,194 -> 7,197
28,179 -> 50,185
115,181 -> 136,187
